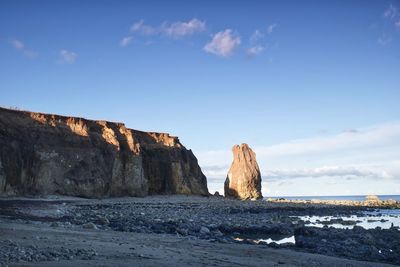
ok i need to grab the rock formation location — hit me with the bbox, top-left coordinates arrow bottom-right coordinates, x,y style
0,107 -> 208,197
224,144 -> 262,200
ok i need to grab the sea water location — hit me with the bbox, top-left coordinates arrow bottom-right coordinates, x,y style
257,209 -> 400,245
297,209 -> 400,230
269,195 -> 400,201
254,196 -> 400,245
259,235 -> 295,245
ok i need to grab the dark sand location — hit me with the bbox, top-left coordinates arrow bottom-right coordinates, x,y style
1,220 -> 394,267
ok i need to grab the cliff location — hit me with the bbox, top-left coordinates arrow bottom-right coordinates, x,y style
0,107 -> 208,197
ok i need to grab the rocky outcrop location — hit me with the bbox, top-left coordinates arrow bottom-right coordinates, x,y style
224,144 -> 262,200
0,107 -> 208,197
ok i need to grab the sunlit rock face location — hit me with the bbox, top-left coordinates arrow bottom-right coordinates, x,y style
0,107 -> 208,198
224,143 -> 262,200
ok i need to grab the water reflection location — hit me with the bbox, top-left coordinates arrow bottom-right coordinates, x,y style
259,235 -> 295,244
235,234 -> 296,245
297,209 -> 400,230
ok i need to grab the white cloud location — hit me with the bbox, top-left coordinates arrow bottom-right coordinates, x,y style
126,19 -> 273,57
247,29 -> 266,57
131,20 -> 144,32
383,4 -> 400,28
202,163 -> 397,183
198,122 -> 400,195
198,122 -> 400,165
264,175 -> 400,197
246,45 -> 264,56
204,163 -> 399,196
130,20 -> 157,35
250,29 -> 264,42
378,5 -> 400,47
203,29 -> 241,57
162,18 -> 206,38
202,165 -> 229,178
267,23 -> 277,34
254,123 -> 400,158
120,36 -> 133,47
59,50 -> 78,64
9,38 -> 38,59
130,18 -> 206,38
264,165 -> 392,180
384,4 -> 398,20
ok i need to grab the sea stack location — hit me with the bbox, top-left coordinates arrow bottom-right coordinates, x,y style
224,143 -> 262,200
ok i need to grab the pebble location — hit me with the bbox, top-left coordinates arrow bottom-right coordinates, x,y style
0,240 -> 97,264
82,223 -> 98,230
200,226 -> 210,235
98,217 -> 110,225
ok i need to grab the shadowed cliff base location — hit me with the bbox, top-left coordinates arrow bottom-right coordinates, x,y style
0,107 -> 208,198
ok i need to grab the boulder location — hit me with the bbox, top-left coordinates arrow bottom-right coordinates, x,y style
224,144 -> 262,200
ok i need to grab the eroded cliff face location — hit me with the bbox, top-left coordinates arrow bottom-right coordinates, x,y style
0,108 -> 208,197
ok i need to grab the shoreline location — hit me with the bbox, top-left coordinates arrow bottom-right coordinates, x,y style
2,193 -> 399,209
267,197 -> 400,209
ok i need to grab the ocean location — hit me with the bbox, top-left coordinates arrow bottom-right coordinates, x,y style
269,195 -> 400,201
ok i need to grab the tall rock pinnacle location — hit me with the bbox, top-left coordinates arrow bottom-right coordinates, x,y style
224,144 -> 262,200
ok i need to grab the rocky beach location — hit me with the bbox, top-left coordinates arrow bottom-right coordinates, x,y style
2,0 -> 400,265
1,195 -> 399,266
1,108 -> 400,266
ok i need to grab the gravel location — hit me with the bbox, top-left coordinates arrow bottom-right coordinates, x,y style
0,239 -> 97,265
0,196 -> 399,265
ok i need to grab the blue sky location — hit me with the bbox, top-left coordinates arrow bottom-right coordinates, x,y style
1,0 -> 400,196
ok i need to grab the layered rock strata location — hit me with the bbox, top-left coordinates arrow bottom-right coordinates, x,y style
0,107 -> 208,197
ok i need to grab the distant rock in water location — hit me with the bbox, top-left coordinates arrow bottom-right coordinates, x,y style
214,191 -> 221,197
224,143 -> 262,200
0,107 -> 208,197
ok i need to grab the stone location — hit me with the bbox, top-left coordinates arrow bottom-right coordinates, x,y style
0,107 -> 208,198
97,217 -> 110,225
50,222 -> 59,228
176,228 -> 189,236
200,226 -> 210,235
82,223 -> 98,230
224,144 -> 262,200
213,230 -> 224,237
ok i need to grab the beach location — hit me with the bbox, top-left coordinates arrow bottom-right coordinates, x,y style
1,195 -> 399,266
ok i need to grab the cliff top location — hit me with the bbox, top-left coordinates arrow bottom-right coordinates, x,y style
0,106 -> 178,140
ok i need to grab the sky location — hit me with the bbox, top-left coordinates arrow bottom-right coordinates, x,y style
1,0 -> 400,196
